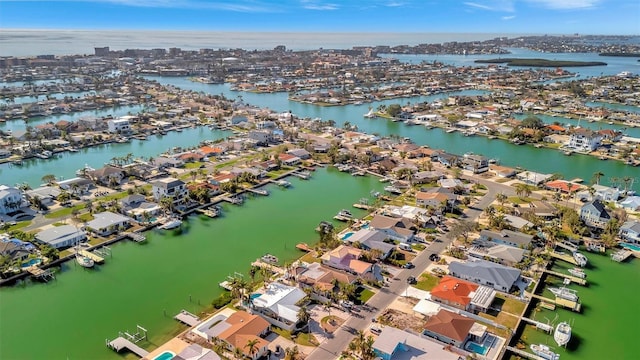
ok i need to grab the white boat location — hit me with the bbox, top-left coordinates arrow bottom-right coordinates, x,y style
384,186 -> 403,194
363,109 -> 376,118
573,251 -> 587,267
159,218 -> 183,230
75,163 -> 96,176
554,322 -> 572,347
337,209 -> 353,218
261,253 -> 278,264
549,287 -> 578,302
76,254 -> 95,268
530,344 -> 560,360
275,180 -> 291,187
567,267 -> 586,279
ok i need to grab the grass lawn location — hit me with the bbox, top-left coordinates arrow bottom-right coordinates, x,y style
267,169 -> 293,178
478,311 -> 518,338
357,288 -> 375,304
45,205 -> 85,219
272,328 -> 319,347
495,294 -> 526,315
7,221 -> 30,231
411,243 -> 426,251
507,196 -> 533,204
299,252 -> 320,263
184,162 -> 204,169
414,273 -> 440,291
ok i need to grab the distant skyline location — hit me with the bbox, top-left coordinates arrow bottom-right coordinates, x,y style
0,0 -> 638,35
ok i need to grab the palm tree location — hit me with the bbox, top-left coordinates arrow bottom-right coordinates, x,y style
244,338 -> 260,358
495,192 -> 508,206
297,306 -> 311,332
41,174 -> 57,185
284,346 -> 300,360
591,171 -> 604,185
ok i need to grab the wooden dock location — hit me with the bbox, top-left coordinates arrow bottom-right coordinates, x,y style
611,250 -> 634,262
333,215 -> 352,222
529,293 -> 582,312
548,251 -> 578,265
251,260 -> 284,274
247,188 -> 269,196
221,196 -> 243,205
78,249 -> 104,264
520,317 -> 553,333
174,310 -> 200,327
25,266 -> 55,281
296,243 -> 312,252
353,203 -> 371,210
506,346 -> 545,360
543,269 -> 587,286
125,232 -> 146,243
554,241 -> 578,253
106,337 -> 148,358
291,171 -> 310,180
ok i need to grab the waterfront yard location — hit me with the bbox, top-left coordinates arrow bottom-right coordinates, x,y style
414,273 -> 440,291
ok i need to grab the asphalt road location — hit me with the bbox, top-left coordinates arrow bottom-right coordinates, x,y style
307,177 -> 514,359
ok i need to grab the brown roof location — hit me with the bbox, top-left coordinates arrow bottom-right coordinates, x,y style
218,311 -> 270,355
423,309 -> 475,342
430,276 -> 478,308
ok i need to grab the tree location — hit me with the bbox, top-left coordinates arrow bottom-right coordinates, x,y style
448,220 -> 476,243
297,306 -> 311,332
591,171 -> 604,185
496,193 -> 508,207
41,174 -> 57,185
244,338 -> 260,358
387,103 -> 402,118
521,116 -> 544,129
284,346 -> 300,360
515,183 -> 532,199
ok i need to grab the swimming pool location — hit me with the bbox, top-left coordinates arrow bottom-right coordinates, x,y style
342,232 -> 354,240
153,351 -> 175,360
465,341 -> 489,355
21,258 -> 42,268
621,243 -> 640,252
250,293 -> 262,300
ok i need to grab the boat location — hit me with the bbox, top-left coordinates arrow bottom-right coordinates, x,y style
549,287 -> 579,302
159,218 -> 183,230
202,208 -> 219,218
445,128 -> 456,133
76,253 -> 95,268
563,150 -> 573,156
530,344 -> 560,360
75,163 -> 96,176
384,186 -> 403,194
261,253 -> 278,264
567,267 -> 586,279
573,251 -> 588,267
275,180 -> 291,187
363,109 -> 376,118
35,150 -> 52,159
337,209 -> 353,218
554,322 -> 572,347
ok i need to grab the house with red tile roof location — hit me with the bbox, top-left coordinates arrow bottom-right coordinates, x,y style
430,276 -> 496,313
423,309 -> 487,348
194,311 -> 270,360
545,180 -> 583,194
277,153 -> 301,166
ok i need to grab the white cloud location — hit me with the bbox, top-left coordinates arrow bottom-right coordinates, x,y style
502,15 -> 516,19
300,0 -> 339,10
385,1 -> 407,7
526,0 -> 601,9
463,0 -> 515,12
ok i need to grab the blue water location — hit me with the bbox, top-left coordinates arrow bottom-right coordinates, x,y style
153,351 -> 175,360
20,258 -> 41,268
466,341 -> 489,355
620,243 -> 640,251
250,293 -> 262,300
342,232 -> 354,240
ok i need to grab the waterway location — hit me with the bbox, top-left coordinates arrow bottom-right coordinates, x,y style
513,251 -> 640,360
146,77 -> 640,192
585,101 -> 640,114
0,167 -> 385,360
0,91 -> 93,105
512,113 -> 640,138
380,48 -> 640,78
0,127 -> 230,188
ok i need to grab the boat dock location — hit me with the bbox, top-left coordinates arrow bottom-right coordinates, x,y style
78,249 -> 104,264
247,188 -> 269,196
529,293 -> 582,312
251,260 -> 284,275
221,196 -> 243,205
548,251 -> 578,266
219,280 -> 233,291
106,325 -> 149,358
174,310 -> 200,327
25,266 -> 55,282
353,203 -> 371,210
611,249 -> 634,262
125,232 -> 146,243
291,171 -> 310,180
554,241 -> 578,253
333,214 -> 352,222
296,243 -> 312,252
520,317 -> 553,333
506,346 -> 545,360
543,269 -> 587,286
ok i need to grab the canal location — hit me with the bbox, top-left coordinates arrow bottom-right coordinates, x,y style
0,167 -> 384,360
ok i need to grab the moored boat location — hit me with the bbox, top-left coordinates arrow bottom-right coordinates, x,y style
159,218 -> 183,230
549,286 -> 579,302
573,251 -> 587,267
554,321 -> 572,347
76,254 -> 95,268
567,267 -> 586,279
261,253 -> 278,264
530,344 -> 560,360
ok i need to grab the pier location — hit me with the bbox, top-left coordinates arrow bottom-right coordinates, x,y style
251,260 -> 284,275
106,325 -> 149,358
125,232 -> 146,243
291,171 -> 311,180
274,179 -> 291,187
333,214 -> 353,222
221,196 -> 244,205
520,317 -> 553,333
78,249 -> 104,264
528,293 -> 582,312
543,269 -> 587,286
611,249 -> 634,262
554,241 -> 579,253
246,188 -> 269,196
174,310 -> 200,327
25,266 -> 55,282
506,346 -> 545,360
547,251 -> 578,265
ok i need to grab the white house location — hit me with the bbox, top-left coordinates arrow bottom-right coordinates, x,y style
251,282 -> 306,331
566,128 -> 603,152
151,177 -> 188,209
85,211 -> 131,236
35,225 -> 86,249
592,184 -> 621,202
107,118 -> 132,134
619,221 -> 640,244
0,185 -> 26,215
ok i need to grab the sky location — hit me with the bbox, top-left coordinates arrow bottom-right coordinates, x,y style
0,0 -> 638,34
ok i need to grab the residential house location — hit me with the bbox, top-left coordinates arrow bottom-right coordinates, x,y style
489,165 -> 517,178
368,214 -> 416,243
579,200 -> 611,229
517,200 -> 557,220
151,177 -> 188,209
193,311 -> 269,360
88,166 -> 126,186
373,326 -> 461,360
287,148 -> 311,159
619,221 -> 640,244
592,184 -> 621,201
251,282 -> 306,331
462,154 -> 489,174
430,276 -> 496,313
415,191 -> 452,210
516,171 -> 553,185
85,211 -> 131,236
0,237 -> 37,263
412,171 -> 444,184
345,229 -> 395,260
295,262 -> 357,298
171,344 -> 220,360
435,152 -> 461,167
321,244 -> 383,281
0,185 -> 26,214
480,229 -> 534,249
384,205 -> 441,229
277,153 -> 301,166
35,224 -> 87,249
567,128 -> 603,152
121,194 -> 162,222
448,260 -> 521,292
107,118 -> 131,134
57,177 -> 94,195
468,243 -> 526,266
618,196 -> 640,211
423,309 -> 487,348
248,130 -> 275,145
545,180 -> 583,194
26,186 -> 61,206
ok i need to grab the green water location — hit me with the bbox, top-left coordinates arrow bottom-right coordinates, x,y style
0,168 -> 383,360
517,252 -> 640,360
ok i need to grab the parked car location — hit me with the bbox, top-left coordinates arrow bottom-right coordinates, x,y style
429,253 -> 440,262
403,262 -> 415,269
407,276 -> 417,284
370,327 -> 382,335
